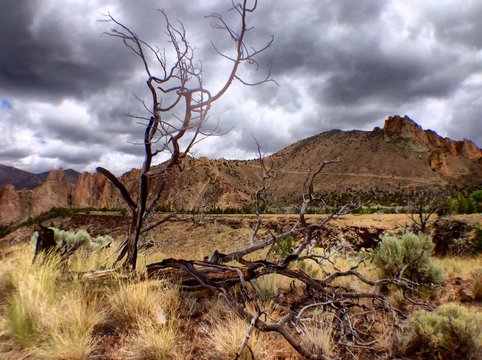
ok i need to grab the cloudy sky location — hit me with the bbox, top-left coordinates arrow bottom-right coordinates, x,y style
1,0 -> 481,175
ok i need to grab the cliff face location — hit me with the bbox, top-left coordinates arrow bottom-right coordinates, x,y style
1,115 -> 481,225
30,169 -> 73,217
0,185 -> 27,224
383,115 -> 481,160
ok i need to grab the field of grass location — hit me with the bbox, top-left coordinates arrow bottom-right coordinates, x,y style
0,214 -> 481,359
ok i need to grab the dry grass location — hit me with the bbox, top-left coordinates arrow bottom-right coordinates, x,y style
472,268 -> 482,301
2,215 -> 482,359
67,245 -> 116,272
433,256 -> 482,280
125,320 -> 178,360
300,313 -> 335,358
0,245 -> 104,359
108,279 -> 180,331
203,309 -> 271,359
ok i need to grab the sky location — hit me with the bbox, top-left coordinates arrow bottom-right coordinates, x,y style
1,0 -> 481,175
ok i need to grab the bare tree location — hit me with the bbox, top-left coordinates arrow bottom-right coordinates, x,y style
407,186 -> 446,234
98,0 -> 274,270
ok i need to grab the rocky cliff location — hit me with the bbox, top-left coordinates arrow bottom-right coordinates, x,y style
1,115 -> 481,225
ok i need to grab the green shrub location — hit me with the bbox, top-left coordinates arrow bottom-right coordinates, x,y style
35,228 -> 111,253
373,233 -> 445,285
402,303 -> 482,359
269,236 -> 296,259
89,235 -> 113,251
73,230 -> 91,247
474,227 -> 482,252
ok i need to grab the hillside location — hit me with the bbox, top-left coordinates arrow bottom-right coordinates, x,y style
0,165 -> 80,189
1,115 -> 481,224
156,115 -> 482,209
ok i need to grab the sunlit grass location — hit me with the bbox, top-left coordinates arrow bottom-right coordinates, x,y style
125,319 -> 178,360
433,256 -> 482,280
107,278 -> 180,331
0,245 -> 105,358
300,313 -> 335,358
203,300 -> 271,360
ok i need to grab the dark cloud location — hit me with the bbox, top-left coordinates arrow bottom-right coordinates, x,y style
0,0 -> 481,174
0,147 -> 31,160
426,1 -> 482,50
0,0 -> 137,100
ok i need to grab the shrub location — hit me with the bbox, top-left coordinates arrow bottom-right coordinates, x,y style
90,235 -> 113,251
402,303 -> 482,359
73,230 -> 91,247
373,233 -> 445,285
37,228 -> 111,253
269,236 -> 296,259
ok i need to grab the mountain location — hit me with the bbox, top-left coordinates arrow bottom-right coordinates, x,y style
1,115 -> 481,225
0,165 -> 80,190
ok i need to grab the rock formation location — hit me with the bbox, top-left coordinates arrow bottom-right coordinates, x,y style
0,185 -> 27,224
1,115 -> 481,225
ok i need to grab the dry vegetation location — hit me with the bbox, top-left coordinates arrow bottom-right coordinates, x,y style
0,213 -> 481,359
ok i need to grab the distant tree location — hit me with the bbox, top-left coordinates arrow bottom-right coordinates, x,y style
470,189 -> 482,212
407,187 -> 446,234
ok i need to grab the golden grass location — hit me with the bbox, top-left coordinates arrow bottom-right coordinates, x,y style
472,268 -> 482,301
67,245 -> 116,272
300,314 -> 335,358
108,279 -> 180,331
125,320 -> 178,360
0,246 -> 104,359
433,256 -> 482,280
203,310 -> 271,359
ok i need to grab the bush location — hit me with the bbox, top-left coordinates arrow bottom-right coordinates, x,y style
268,236 -> 296,259
373,233 -> 444,285
31,228 -> 112,256
402,303 -> 482,359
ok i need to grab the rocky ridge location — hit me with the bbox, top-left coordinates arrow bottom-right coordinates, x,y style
1,115 -> 481,225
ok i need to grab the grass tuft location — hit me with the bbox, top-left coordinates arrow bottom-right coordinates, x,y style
126,320 -> 178,360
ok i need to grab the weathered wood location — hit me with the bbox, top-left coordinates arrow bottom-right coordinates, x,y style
33,224 -> 57,262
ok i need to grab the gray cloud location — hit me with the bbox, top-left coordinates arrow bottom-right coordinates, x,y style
0,0 -> 481,175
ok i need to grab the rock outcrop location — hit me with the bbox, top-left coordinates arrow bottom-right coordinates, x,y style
384,115 -> 481,160
30,169 -> 72,217
0,185 -> 27,224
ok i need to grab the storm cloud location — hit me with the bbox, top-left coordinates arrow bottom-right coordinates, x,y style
1,0 -> 481,175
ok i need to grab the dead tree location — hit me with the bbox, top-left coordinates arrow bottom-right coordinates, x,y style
407,186 -> 446,234
98,0 -> 274,270
146,158 -> 427,359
